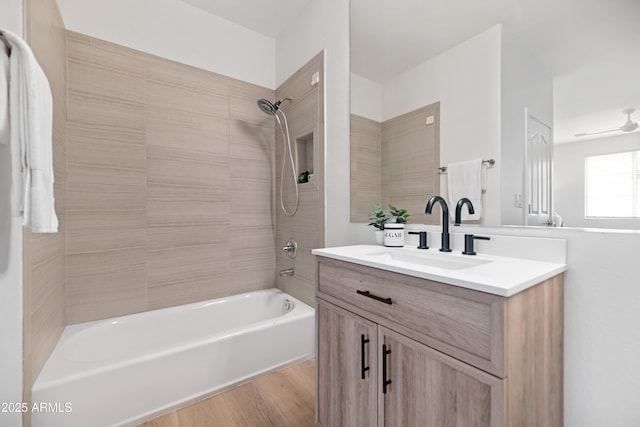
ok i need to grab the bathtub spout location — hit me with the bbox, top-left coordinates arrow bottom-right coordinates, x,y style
279,268 -> 294,277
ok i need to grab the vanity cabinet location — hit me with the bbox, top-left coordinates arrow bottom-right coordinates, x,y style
315,257 -> 563,427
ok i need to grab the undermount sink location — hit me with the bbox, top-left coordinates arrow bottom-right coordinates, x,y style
360,248 -> 491,270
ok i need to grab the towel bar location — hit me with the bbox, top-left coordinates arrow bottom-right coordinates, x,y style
438,158 -> 495,174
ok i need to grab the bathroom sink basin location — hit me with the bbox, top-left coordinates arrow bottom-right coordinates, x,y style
361,248 -> 491,270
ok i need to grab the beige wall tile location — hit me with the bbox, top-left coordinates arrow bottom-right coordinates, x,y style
231,91 -> 277,125
66,248 -> 148,323
65,31 -> 278,323
350,114 -> 382,222
67,31 -> 147,77
146,109 -> 229,157
147,80 -> 229,120
275,53 -> 324,304
67,210 -> 147,254
24,0 -> 67,407
30,254 -> 65,313
67,163 -> 146,188
147,185 -> 229,227
148,275 -> 235,311
147,245 -> 232,309
67,54 -> 146,130
230,119 -> 274,159
147,244 -> 230,288
68,181 -> 146,212
147,146 -> 229,187
67,123 -> 145,168
145,56 -> 231,97
148,224 -> 225,251
278,278 -> 315,307
381,103 -> 440,224
230,227 -> 275,272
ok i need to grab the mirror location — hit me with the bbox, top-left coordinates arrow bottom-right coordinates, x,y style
350,0 -> 640,230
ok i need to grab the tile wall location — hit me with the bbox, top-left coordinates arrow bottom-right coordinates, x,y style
275,52 -> 324,306
350,103 -> 441,225
22,0 -> 67,421
66,32 -> 276,324
350,114 -> 382,222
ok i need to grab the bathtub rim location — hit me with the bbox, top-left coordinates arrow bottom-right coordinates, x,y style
33,288 -> 314,391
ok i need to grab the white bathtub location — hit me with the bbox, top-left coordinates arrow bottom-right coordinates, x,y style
32,288 -> 315,427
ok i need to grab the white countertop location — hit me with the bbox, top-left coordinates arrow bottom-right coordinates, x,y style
312,245 -> 567,297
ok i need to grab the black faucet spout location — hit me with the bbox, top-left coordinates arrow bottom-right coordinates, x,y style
454,198 -> 475,226
425,196 -> 452,252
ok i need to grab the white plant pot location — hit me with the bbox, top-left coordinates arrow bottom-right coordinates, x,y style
383,223 -> 405,247
374,230 -> 384,245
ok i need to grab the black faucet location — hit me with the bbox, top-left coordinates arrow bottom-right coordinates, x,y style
425,196 -> 451,252
454,198 -> 475,226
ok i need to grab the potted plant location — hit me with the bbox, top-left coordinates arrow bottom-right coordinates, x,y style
368,203 -> 388,244
384,204 -> 411,247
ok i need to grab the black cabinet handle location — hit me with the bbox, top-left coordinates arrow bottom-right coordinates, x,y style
382,344 -> 392,394
356,290 -> 393,305
360,334 -> 370,380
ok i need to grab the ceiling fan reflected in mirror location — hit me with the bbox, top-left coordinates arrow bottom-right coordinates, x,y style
575,108 -> 639,137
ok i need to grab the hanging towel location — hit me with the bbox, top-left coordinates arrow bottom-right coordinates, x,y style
0,45 -> 8,144
446,159 -> 483,221
3,29 -> 58,233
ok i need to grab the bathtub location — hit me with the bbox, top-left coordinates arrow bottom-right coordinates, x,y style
31,288 -> 315,427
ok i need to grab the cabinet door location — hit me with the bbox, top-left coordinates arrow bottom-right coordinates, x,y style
380,327 -> 505,427
317,300 -> 378,427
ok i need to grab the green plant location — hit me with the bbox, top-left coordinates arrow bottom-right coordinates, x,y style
387,204 -> 411,224
368,203 -> 388,230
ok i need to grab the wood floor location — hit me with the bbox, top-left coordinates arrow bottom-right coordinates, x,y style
139,359 -> 315,427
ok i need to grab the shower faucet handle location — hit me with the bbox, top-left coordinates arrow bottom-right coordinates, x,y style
282,238 -> 298,259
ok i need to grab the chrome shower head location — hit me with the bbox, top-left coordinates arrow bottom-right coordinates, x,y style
257,99 -> 277,116
257,97 -> 292,116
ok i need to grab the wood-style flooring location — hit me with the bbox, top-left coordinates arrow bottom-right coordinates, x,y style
139,359 -> 315,427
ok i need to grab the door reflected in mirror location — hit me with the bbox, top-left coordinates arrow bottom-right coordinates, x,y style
350,0 -> 640,230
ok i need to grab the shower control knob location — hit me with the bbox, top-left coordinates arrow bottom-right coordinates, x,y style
282,238 -> 298,259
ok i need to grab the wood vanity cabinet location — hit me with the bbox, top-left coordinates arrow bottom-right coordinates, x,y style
315,257 -> 564,427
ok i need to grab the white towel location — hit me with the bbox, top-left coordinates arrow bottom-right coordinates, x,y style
0,46 -> 8,144
3,29 -> 58,233
446,159 -> 483,221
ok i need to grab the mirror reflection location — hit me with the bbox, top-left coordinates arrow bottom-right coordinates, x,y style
350,0 -> 640,230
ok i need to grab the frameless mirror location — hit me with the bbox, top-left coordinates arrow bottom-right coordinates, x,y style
350,0 -> 640,230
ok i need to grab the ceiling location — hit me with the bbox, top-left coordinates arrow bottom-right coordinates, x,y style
179,0 -> 313,38
350,0 -> 640,84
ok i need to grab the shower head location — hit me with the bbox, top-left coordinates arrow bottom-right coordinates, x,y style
257,99 -> 277,115
257,97 -> 292,116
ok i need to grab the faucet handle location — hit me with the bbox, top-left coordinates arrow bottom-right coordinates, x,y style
408,231 -> 428,249
462,234 -> 490,255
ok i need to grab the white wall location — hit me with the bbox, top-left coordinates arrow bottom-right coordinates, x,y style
500,27 -> 554,226
57,0 -> 276,89
350,73 -> 382,122
470,225 -> 640,427
0,4 -> 24,426
381,25 -> 502,226
555,132 -> 640,229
